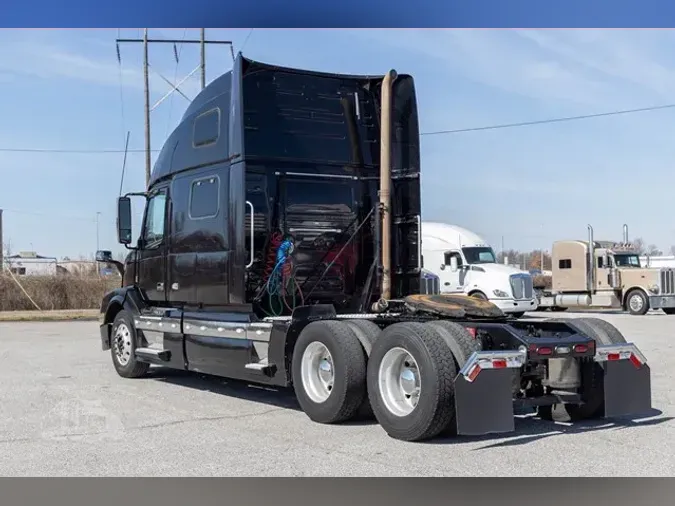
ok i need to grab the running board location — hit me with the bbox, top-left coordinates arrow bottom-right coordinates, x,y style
135,347 -> 171,363
245,358 -> 276,376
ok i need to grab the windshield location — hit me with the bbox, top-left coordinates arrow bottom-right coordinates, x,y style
462,247 -> 496,264
615,254 -> 641,268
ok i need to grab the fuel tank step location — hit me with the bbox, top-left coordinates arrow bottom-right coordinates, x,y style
135,347 -> 171,363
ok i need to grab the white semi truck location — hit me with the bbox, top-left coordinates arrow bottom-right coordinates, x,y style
421,222 -> 538,318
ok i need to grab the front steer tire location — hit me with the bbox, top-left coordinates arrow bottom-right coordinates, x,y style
292,320 -> 367,424
625,289 -> 649,316
367,322 -> 458,442
110,310 -> 150,379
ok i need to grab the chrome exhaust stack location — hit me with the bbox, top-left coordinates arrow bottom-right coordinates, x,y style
373,69 -> 397,310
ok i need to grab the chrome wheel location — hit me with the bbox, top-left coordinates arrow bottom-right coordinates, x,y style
629,293 -> 644,313
113,323 -> 133,366
378,347 -> 421,417
300,342 -> 335,403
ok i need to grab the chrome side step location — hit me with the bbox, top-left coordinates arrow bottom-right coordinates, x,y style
135,347 -> 171,363
245,358 -> 275,375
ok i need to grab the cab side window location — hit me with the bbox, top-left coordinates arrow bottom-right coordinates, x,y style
444,251 -> 462,267
143,191 -> 168,247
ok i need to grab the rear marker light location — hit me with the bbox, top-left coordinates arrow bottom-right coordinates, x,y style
629,354 -> 643,369
573,344 -> 588,353
537,347 -> 552,356
459,350 -> 527,382
594,343 -> 647,370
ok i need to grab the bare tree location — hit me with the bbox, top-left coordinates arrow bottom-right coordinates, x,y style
528,249 -> 552,271
647,244 -> 663,256
631,237 -> 646,254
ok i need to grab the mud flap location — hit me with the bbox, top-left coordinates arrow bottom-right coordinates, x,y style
596,343 -> 652,418
602,360 -> 652,418
454,368 -> 515,435
453,350 -> 526,436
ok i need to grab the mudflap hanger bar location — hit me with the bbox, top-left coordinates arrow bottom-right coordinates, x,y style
595,343 -> 652,418
452,343 -> 652,437
454,350 -> 526,436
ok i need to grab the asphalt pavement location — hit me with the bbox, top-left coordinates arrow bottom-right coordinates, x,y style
0,311 -> 673,476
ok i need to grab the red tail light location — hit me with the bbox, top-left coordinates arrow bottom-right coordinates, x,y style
537,347 -> 553,356
629,354 -> 643,369
574,344 -> 588,353
465,327 -> 477,339
492,359 -> 507,369
607,353 -> 620,361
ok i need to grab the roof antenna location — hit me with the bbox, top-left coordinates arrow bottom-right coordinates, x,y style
118,131 -> 130,197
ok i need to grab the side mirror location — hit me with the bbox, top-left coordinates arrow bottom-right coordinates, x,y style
117,196 -> 133,245
95,250 -> 113,263
439,264 -> 446,271
450,256 -> 458,272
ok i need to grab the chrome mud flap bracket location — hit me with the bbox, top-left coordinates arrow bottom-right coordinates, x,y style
596,344 -> 652,418
454,350 -> 526,436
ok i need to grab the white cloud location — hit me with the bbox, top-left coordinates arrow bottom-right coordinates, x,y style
353,29 -> 675,110
0,35 -> 203,99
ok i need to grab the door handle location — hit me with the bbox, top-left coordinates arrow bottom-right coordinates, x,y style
444,282 -> 450,286
157,282 -> 164,291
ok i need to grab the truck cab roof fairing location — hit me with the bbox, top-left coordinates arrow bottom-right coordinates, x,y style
149,53 -> 419,188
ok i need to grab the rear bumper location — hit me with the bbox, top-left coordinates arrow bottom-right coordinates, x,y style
453,344 -> 652,436
649,294 -> 675,309
490,297 -> 538,313
100,323 -> 111,351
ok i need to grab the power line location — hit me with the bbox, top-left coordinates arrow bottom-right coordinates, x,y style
2,101 -> 675,155
240,28 -> 255,53
0,148 -> 158,154
420,103 -> 675,136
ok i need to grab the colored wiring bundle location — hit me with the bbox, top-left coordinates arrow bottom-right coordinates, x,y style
260,233 -> 305,317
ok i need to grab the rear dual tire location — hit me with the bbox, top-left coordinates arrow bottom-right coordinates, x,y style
366,321 -> 478,442
291,320 -> 369,424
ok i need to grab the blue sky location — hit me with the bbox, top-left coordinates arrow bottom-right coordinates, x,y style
2,28 -> 675,259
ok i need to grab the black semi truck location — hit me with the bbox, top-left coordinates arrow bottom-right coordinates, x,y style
96,53 -> 652,442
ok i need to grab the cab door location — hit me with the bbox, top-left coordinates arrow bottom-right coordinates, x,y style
137,187 -> 169,302
595,252 -> 612,290
439,250 -> 464,293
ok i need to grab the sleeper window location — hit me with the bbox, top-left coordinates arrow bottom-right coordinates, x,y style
189,176 -> 220,219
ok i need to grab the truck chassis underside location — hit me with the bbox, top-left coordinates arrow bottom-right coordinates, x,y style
99,293 -> 653,442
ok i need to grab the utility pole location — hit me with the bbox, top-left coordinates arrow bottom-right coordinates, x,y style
96,212 -> 101,252
143,28 -> 151,188
200,28 -> 206,90
116,29 -> 234,188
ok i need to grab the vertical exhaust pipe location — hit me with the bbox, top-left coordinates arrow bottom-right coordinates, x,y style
378,69 -> 397,305
623,223 -> 628,244
588,224 -> 595,293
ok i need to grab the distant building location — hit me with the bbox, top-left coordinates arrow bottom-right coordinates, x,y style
5,251 -> 58,276
3,251 -> 121,277
641,255 -> 675,269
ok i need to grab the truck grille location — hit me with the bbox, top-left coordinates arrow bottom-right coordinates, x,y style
420,269 -> 440,295
510,274 -> 533,300
660,269 -> 675,295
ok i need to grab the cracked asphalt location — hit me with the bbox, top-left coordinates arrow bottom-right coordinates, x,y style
0,311 -> 673,476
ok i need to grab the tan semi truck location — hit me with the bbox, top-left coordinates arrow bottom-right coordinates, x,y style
535,224 -> 675,315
